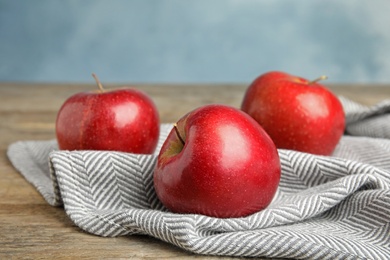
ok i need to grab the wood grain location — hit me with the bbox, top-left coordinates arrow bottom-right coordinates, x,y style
1,82 -> 389,259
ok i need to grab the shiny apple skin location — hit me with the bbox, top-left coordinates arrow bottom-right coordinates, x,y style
56,88 -> 160,154
154,104 -> 281,218
241,71 -> 345,156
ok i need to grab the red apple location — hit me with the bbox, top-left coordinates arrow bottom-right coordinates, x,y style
55,74 -> 160,154
153,104 -> 281,218
241,71 -> 345,155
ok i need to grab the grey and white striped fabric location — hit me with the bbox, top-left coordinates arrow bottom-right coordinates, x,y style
7,97 -> 390,259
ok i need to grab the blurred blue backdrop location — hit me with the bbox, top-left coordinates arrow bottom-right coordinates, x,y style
1,0 -> 390,83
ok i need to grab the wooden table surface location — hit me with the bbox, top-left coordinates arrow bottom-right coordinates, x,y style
1,82 -> 390,259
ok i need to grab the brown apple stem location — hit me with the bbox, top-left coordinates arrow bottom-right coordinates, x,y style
173,123 -> 185,145
308,75 -> 328,85
92,73 -> 105,92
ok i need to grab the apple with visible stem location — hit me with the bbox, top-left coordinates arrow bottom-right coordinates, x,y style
241,71 -> 345,155
153,104 -> 281,218
55,74 -> 160,154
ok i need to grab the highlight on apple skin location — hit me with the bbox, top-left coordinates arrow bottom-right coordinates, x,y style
241,71 -> 345,156
153,104 -> 281,218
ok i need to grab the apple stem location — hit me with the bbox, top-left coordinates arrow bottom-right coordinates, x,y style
173,123 -> 185,146
308,75 -> 328,85
92,73 -> 105,92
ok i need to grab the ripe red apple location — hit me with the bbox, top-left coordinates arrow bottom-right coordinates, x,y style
153,104 -> 281,218
55,74 -> 160,154
241,71 -> 345,155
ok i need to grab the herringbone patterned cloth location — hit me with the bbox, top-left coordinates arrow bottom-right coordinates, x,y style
7,97 -> 390,259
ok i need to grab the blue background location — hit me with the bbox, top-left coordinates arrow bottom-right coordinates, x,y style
1,0 -> 390,83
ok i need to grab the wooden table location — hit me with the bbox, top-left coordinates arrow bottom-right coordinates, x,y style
1,82 -> 389,259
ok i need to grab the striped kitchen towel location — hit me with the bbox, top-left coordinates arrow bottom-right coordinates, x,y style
7,97 -> 390,259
